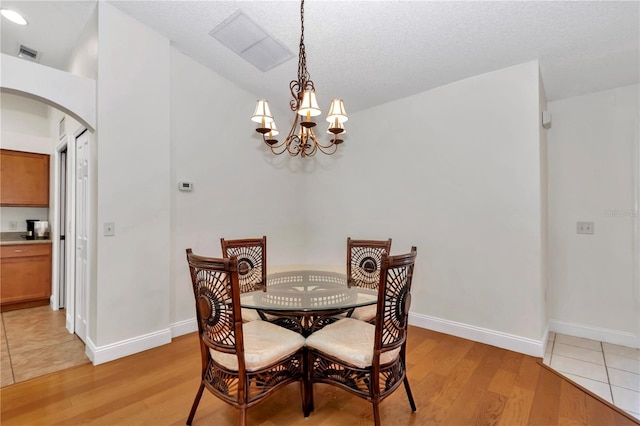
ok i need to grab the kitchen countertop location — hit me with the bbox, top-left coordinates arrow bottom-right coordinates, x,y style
0,232 -> 51,246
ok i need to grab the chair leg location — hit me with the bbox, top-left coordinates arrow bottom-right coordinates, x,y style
238,406 -> 247,426
372,401 -> 381,426
403,376 -> 417,412
301,380 -> 310,417
303,348 -> 314,416
186,382 -> 205,425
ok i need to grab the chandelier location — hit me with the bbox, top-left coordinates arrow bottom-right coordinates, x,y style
250,0 -> 348,157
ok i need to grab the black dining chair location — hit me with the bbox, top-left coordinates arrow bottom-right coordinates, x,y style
306,247 -> 417,425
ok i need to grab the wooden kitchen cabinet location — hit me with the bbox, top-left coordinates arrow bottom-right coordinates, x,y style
0,149 -> 50,207
0,243 -> 52,311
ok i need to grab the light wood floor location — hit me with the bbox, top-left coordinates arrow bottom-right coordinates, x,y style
1,326 -> 637,425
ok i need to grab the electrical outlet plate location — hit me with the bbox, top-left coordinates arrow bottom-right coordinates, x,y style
8,221 -> 17,230
577,221 -> 594,234
104,222 -> 115,236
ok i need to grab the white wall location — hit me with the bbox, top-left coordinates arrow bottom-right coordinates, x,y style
548,84 -> 639,347
304,61 -> 547,354
94,3 -> 171,352
1,92 -> 50,143
169,48 -> 307,329
48,0 -> 98,148
67,4 -> 98,81
0,53 -> 95,130
1,92 -> 52,173
0,93 -> 52,231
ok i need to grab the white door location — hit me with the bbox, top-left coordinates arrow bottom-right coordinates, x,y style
75,130 -> 89,343
65,136 -> 76,334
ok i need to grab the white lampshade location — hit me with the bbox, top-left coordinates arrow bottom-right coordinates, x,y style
251,99 -> 274,123
326,99 -> 348,123
265,120 -> 279,137
327,119 -> 345,135
297,90 -> 321,117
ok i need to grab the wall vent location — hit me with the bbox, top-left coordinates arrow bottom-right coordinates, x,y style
18,44 -> 38,62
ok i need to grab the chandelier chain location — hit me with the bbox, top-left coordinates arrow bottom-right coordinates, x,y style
252,0 -> 347,157
297,0 -> 310,87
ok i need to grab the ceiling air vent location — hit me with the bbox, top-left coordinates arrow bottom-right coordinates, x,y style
209,10 -> 293,72
18,44 -> 38,62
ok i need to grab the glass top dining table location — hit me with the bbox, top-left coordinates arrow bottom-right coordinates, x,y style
240,270 -> 378,336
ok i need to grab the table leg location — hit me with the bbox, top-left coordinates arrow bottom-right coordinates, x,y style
303,347 -> 314,417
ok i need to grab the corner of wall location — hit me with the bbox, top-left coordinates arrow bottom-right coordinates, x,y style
538,67 -> 550,341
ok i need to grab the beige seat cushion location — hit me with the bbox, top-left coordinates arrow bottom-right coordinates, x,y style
305,318 -> 400,369
241,307 -> 261,322
210,320 -> 305,372
350,304 -> 377,322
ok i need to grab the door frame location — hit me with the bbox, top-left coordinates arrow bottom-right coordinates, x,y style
635,122 -> 640,347
51,137 -> 68,312
51,125 -> 88,338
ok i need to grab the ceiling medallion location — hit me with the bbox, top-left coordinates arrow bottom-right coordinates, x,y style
251,0 -> 348,157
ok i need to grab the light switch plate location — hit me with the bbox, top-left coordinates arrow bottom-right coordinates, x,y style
104,222 -> 115,236
577,221 -> 594,234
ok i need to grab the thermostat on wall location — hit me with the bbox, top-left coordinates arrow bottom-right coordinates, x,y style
178,181 -> 193,192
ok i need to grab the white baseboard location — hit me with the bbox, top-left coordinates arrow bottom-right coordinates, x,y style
171,318 -> 197,338
85,336 -> 96,363
549,319 -> 639,349
87,314 -> 604,367
409,312 -> 544,357
542,321 -> 551,354
83,319 -> 197,366
85,328 -> 172,365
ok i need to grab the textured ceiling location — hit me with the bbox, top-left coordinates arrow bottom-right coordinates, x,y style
1,1 -> 638,115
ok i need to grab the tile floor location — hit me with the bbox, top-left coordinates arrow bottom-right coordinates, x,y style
1,305 -> 89,387
544,332 -> 640,421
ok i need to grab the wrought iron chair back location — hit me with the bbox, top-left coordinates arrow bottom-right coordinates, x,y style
186,249 -> 247,416
185,248 -> 305,425
221,236 -> 267,293
346,238 -> 392,290
375,247 -> 417,357
306,246 -> 418,426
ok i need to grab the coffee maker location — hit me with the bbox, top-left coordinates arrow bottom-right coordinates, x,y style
26,219 -> 38,240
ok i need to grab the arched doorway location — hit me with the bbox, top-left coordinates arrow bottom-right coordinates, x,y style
1,54 -> 96,384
